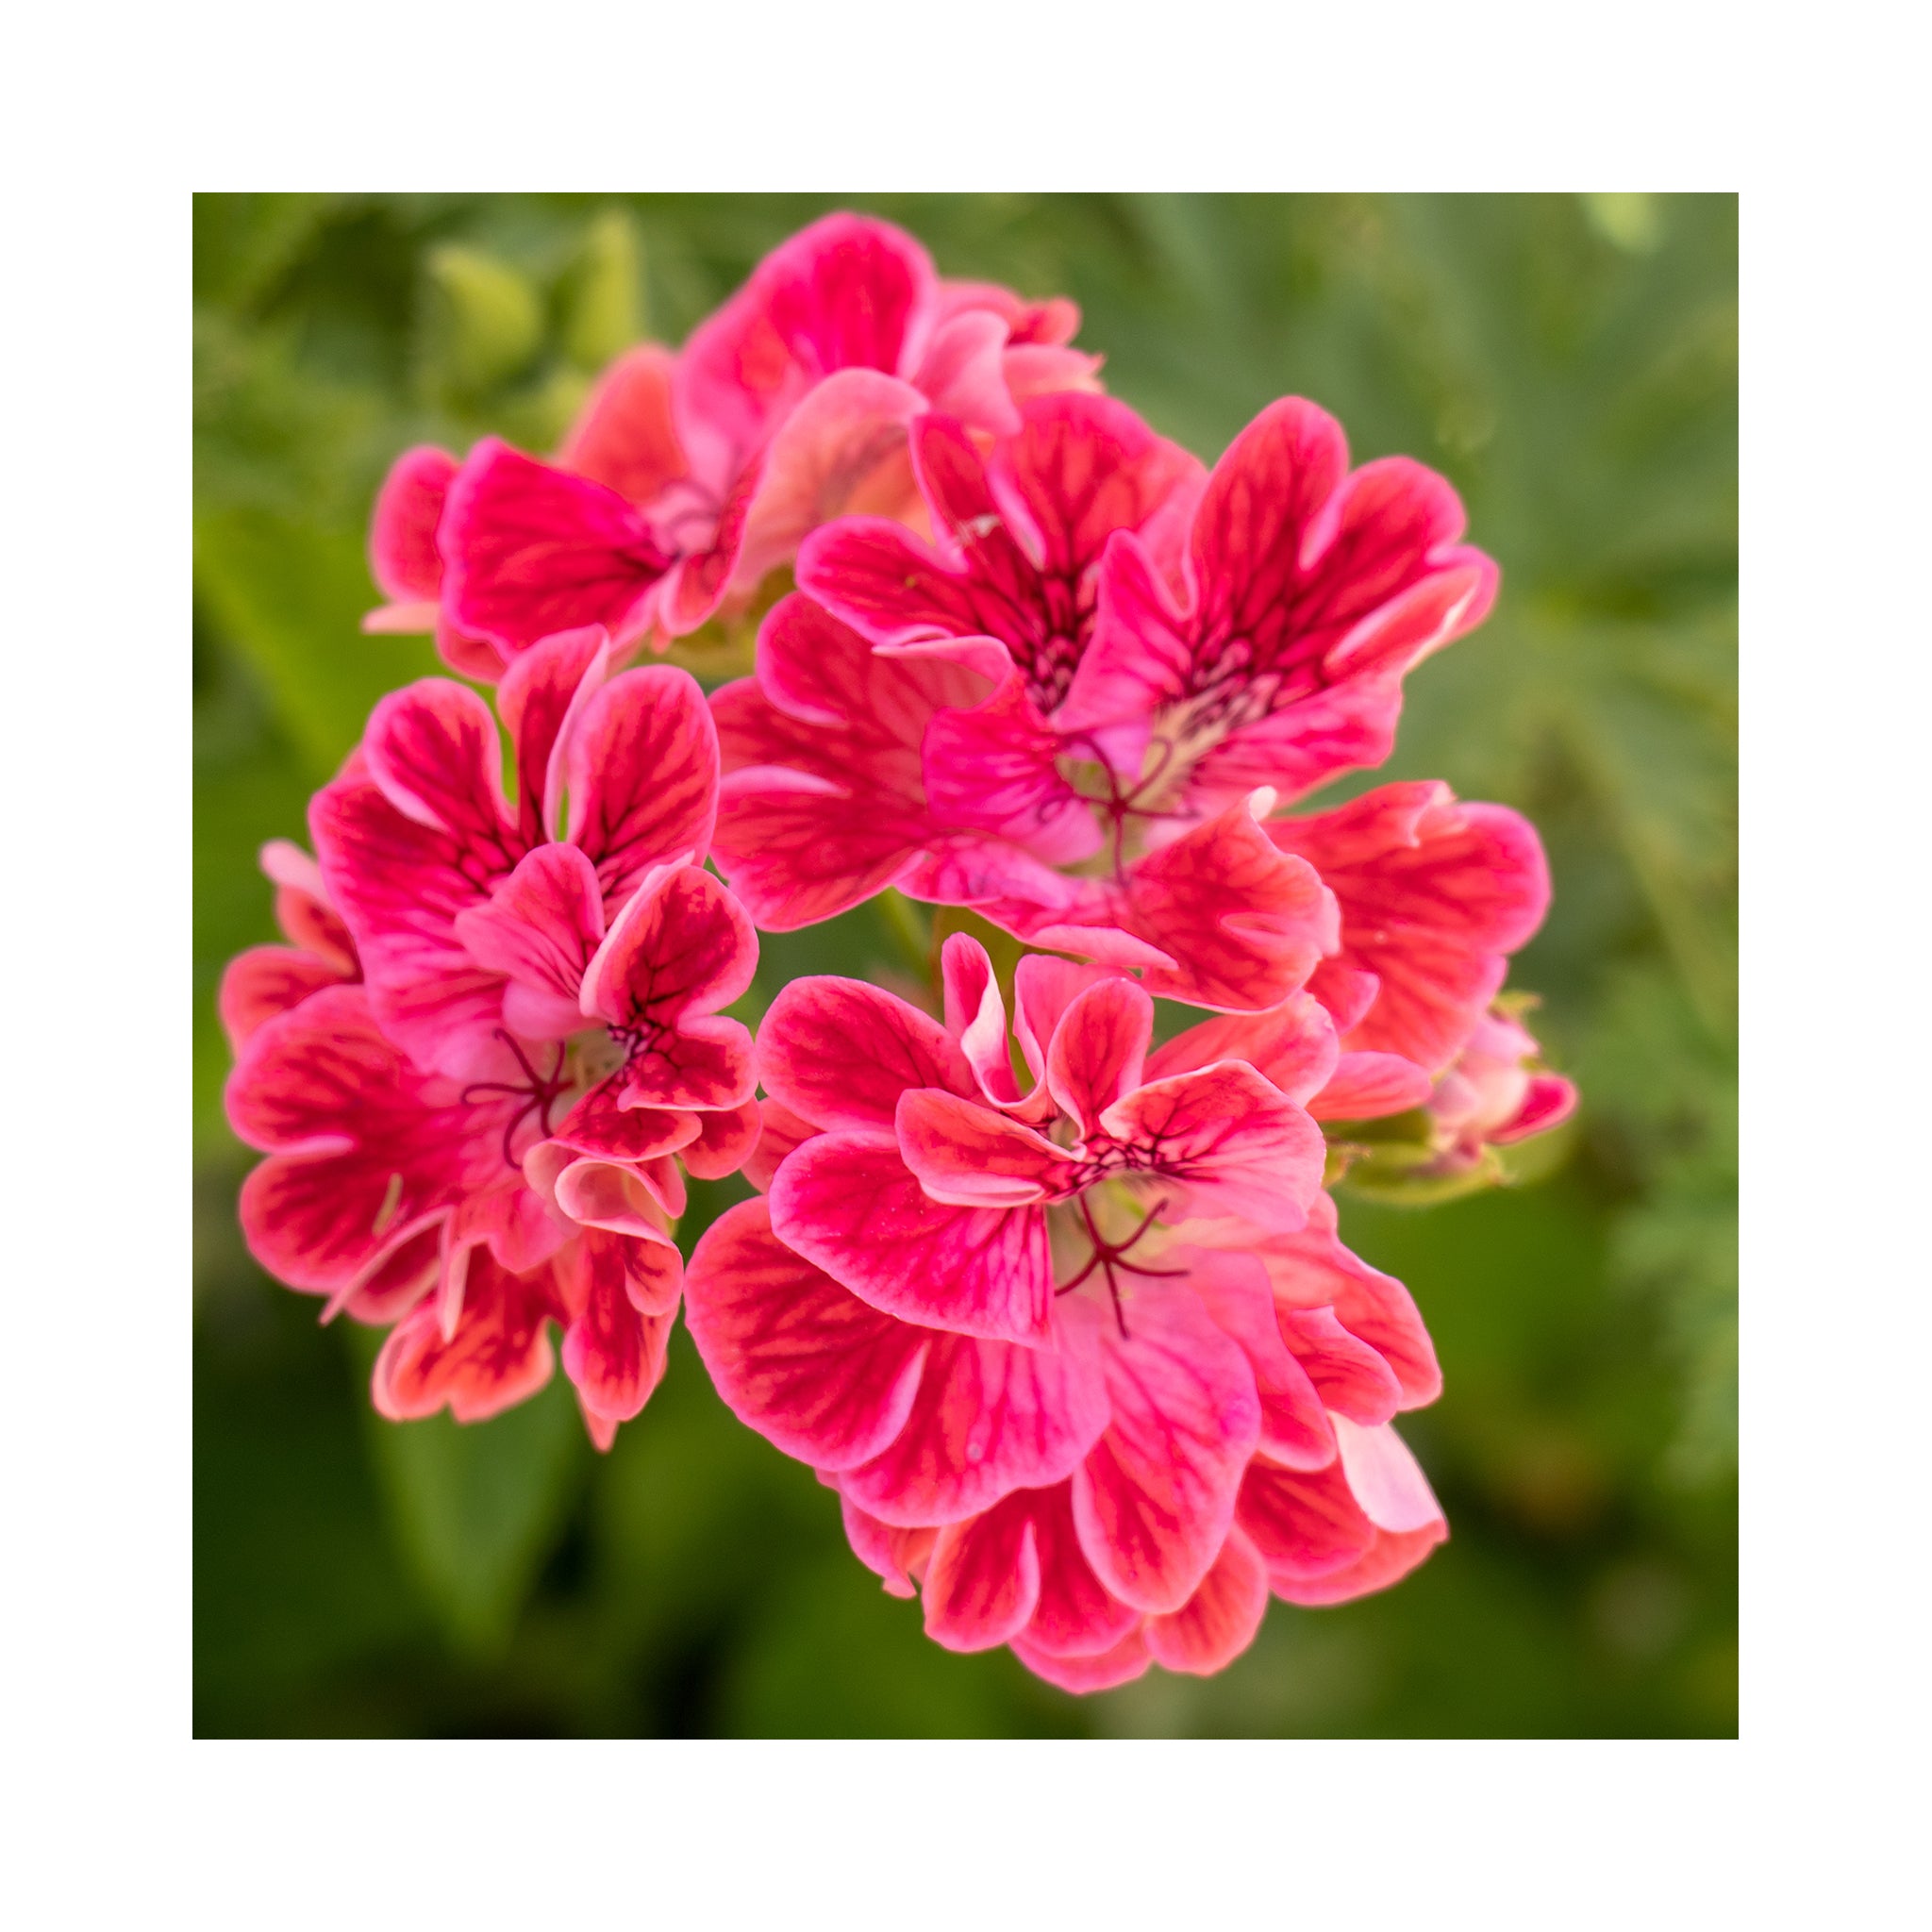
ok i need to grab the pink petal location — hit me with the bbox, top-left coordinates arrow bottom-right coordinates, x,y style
675,212 -> 937,483
363,676 -> 512,844
1277,1307 -> 1403,1426
314,696 -> 525,1079
682,1197 -> 931,1470
1010,1625 -> 1152,1694
261,838 -> 358,973
936,279 -> 1081,348
453,842 -> 607,1033
894,1089 -> 1072,1208
922,1493 -> 1042,1652
1012,954 -> 1123,1087
1263,1420 -> 1447,1607
921,673 -> 1103,866
1071,1285 -> 1261,1613
681,1099 -> 763,1180
563,664 -> 721,913
1013,1482 -> 1142,1659
1046,976 -> 1154,1134
1246,1192 -> 1441,1409
1143,991 -> 1338,1107
758,974 -> 973,1134
1312,1051 -> 1435,1121
1185,1249 -> 1336,1471
1002,342 -> 1107,405
226,986 -> 510,1294
556,343 -> 689,506
583,862 -> 757,1031
371,1250 -> 558,1424
940,932 -> 1022,1106
1101,793 -> 1339,1011
1273,782 -> 1550,1071
541,1094 -> 698,1164
770,1131 -> 1055,1345
441,439 -> 671,655
494,624 -> 610,846
556,1230 -> 678,1424
218,944 -> 351,1053
1144,1525 -> 1270,1675
709,595 -> 989,928
1493,1072 -> 1579,1143
840,1318 -> 1109,1526
1098,1061 -> 1325,1234
1332,1414 -> 1444,1532
1236,1454 -> 1374,1588
910,308 -> 1021,437
838,1492 -> 935,1600
546,1157 -> 681,1242
742,1097 -> 819,1193
732,367 -> 930,589
368,444 -> 456,603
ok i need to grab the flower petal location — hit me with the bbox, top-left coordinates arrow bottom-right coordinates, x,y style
556,343 -> 689,506
682,1197 -> 931,1471
1045,976 -> 1154,1136
556,1230 -> 678,1426
368,444 -> 457,603
1071,1284 -> 1261,1614
1098,1061 -> 1325,1234
1272,782 -> 1550,1071
894,1089 -> 1072,1208
441,439 -> 671,655
371,1250 -> 558,1424
453,842 -> 607,1034
758,974 -> 973,1134
922,1493 -> 1042,1652
770,1131 -> 1055,1345
840,1320 -> 1108,1527
1144,1525 -> 1269,1675
564,663 -> 721,913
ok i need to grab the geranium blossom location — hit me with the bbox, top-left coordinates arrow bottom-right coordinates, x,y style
222,208 -> 1580,1688
1416,1003 -> 1578,1177
225,625 -> 759,1446
713,391 -> 1541,1041
363,213 -> 1101,680
683,935 -> 1447,1688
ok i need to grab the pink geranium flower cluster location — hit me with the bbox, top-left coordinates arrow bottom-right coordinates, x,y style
222,210 -> 1574,1692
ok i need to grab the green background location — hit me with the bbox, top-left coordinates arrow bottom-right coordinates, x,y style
193,192 -> 1737,1737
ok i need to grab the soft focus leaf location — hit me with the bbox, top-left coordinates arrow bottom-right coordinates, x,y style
361,1362 -> 586,1658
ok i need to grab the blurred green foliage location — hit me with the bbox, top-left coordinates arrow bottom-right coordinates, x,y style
193,193 -> 1736,1737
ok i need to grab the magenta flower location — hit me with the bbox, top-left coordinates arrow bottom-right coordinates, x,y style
711,391 -> 1541,1037
225,624 -> 760,1447
682,935 -> 1446,1687
363,213 -> 1099,678
712,591 -> 1341,1011
1416,1004 -> 1579,1176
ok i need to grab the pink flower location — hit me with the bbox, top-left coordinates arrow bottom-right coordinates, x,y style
712,592 -> 1341,1011
225,625 -> 761,1447
1418,1004 -> 1578,1176
311,625 -> 738,1082
364,213 -> 1099,678
682,935 -> 1447,1686
713,392 -> 1538,1034
225,979 -> 691,1446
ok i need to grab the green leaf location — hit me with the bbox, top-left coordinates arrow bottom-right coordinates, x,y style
361,1363 -> 587,1657
557,208 -> 646,371
418,242 -> 545,403
194,508 -> 442,775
